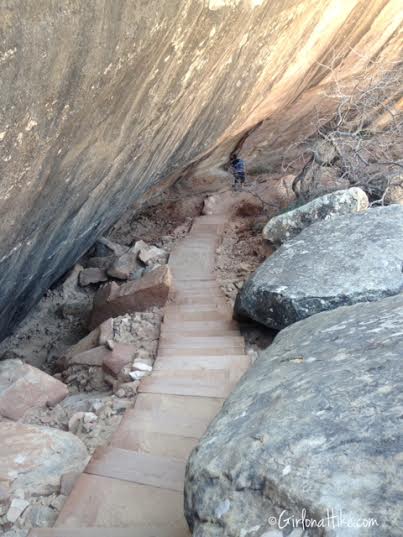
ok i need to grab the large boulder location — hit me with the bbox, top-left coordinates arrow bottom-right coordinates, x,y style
185,294 -> 403,537
0,1 -> 400,341
235,205 -> 403,330
0,422 -> 88,496
263,187 -> 369,244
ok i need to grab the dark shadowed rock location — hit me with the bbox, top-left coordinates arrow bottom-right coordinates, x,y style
94,238 -> 129,258
107,249 -> 142,280
263,187 -> 369,244
0,1 -> 400,341
78,267 -> 108,286
185,294 -> 403,537
236,205 -> 403,330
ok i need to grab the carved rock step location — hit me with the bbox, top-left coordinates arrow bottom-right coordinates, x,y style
154,354 -> 250,372
159,347 -> 243,357
110,428 -> 198,460
173,295 -> 226,305
171,279 -> 218,288
163,310 -> 233,321
110,393 -> 223,440
29,529 -> 186,537
161,327 -> 239,337
85,447 -> 186,492
162,320 -> 239,331
139,369 -> 242,397
159,335 -> 244,345
55,474 -> 189,535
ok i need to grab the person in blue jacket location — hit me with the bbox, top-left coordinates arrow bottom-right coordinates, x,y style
230,154 -> 246,191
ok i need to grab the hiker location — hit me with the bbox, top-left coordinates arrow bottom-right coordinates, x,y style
230,154 -> 246,191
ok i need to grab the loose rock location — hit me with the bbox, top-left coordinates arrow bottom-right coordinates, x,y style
107,249 -> 142,280
94,237 -> 128,258
384,174 -> 403,205
0,360 -> 68,420
137,243 -> 168,266
78,267 -> 108,287
102,343 -> 136,377
90,266 -> 171,329
6,499 -> 30,523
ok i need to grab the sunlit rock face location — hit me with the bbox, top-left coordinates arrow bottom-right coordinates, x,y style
0,0 -> 401,339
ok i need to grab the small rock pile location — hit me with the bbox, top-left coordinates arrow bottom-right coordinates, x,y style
60,310 -> 162,394
81,236 -> 168,285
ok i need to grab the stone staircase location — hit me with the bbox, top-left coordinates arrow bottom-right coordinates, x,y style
29,215 -> 249,537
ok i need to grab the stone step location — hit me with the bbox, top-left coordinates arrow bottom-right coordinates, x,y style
29,529 -> 186,537
170,275 -> 216,282
169,271 -> 215,279
162,319 -> 239,330
85,447 -> 185,492
139,369 -> 239,397
110,428 -> 198,460
172,279 -> 218,287
174,295 -> 225,305
164,303 -> 230,312
160,332 -> 245,349
110,393 -> 223,439
172,243 -> 217,250
159,334 -> 244,345
161,326 -> 239,336
172,288 -> 222,295
56,474 -> 189,535
163,311 -> 233,322
163,310 -> 232,321
154,354 -> 250,372
159,348 -> 243,357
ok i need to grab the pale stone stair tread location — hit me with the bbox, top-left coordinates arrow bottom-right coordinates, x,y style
172,278 -> 217,284
163,310 -> 233,321
29,529 -> 185,537
110,393 -> 223,439
162,319 -> 239,330
159,347 -> 244,356
154,354 -> 250,371
159,335 -> 244,344
110,428 -> 198,460
165,302 -> 230,309
85,447 -> 185,492
139,369 -> 238,397
56,474 -> 189,534
161,327 -> 239,336
50,214 -> 247,534
174,296 -> 225,305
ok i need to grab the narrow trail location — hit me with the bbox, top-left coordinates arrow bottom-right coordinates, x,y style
29,215 -> 250,537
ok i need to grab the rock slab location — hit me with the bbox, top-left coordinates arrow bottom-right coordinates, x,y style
263,187 -> 369,244
186,294 -> 403,537
236,205 -> 403,330
90,265 -> 171,329
0,422 -> 88,496
0,359 -> 69,420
